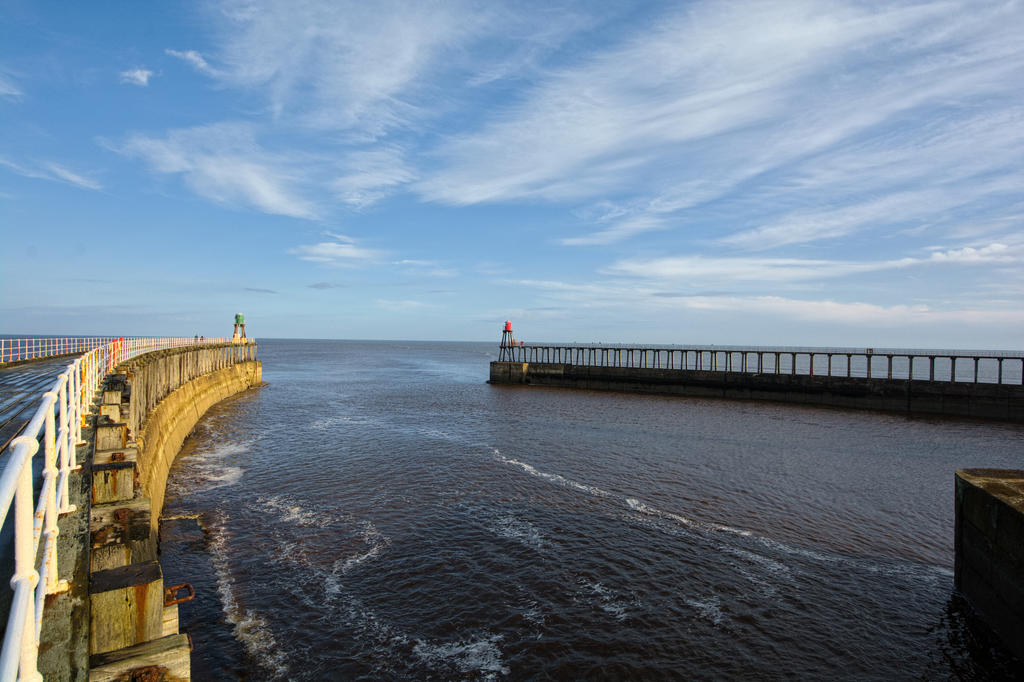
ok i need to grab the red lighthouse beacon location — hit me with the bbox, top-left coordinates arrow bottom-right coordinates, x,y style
499,320 -> 515,361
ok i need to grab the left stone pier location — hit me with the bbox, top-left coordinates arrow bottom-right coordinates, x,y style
39,343 -> 261,681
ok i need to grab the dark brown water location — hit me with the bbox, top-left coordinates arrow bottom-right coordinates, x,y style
160,340 -> 1023,679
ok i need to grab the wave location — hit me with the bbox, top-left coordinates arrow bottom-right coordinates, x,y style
205,510 -> 290,679
167,439 -> 250,494
493,452 -> 752,539
413,633 -> 509,679
487,514 -> 547,550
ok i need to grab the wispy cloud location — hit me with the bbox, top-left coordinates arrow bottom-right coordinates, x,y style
333,147 -> 415,208
605,242 -> 1022,283
392,259 -> 457,277
289,233 -> 382,265
110,122 -> 317,218
165,49 -> 216,75
414,0 -> 1024,252
376,298 -> 436,311
197,0 -> 486,132
511,278 -> 1024,328
0,157 -> 102,190
308,282 -> 346,290
120,68 -> 154,86
43,162 -> 103,190
0,69 -> 21,99
244,287 -> 277,294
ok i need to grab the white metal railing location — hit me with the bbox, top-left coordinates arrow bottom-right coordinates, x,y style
0,336 -> 226,365
498,343 -> 1024,384
0,336 -> 227,681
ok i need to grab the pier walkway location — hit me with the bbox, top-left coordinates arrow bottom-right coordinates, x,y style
498,343 -> 1024,385
492,337 -> 1024,421
0,337 -> 238,681
0,359 -> 74,453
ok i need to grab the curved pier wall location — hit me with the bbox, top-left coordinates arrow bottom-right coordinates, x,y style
489,362 -> 1024,422
121,347 -> 262,524
76,344 -> 260,681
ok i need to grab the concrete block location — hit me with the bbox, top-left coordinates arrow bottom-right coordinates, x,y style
954,469 -> 1024,661
98,404 -> 121,422
90,499 -> 156,572
162,605 -> 179,638
92,448 -> 138,505
95,420 -> 127,451
89,561 -> 164,655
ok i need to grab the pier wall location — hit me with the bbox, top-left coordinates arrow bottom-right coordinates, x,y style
127,351 -> 262,525
42,344 -> 261,681
955,469 -> 1024,660
489,362 -> 1024,422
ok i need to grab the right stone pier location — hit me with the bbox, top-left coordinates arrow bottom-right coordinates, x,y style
955,468 -> 1024,660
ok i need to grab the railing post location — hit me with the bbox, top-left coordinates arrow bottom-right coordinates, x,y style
9,436 -> 43,682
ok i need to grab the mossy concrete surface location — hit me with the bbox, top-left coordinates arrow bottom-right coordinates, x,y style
955,468 -> 1024,660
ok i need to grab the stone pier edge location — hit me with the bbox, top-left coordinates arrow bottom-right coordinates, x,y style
489,361 -> 1024,422
40,344 -> 262,681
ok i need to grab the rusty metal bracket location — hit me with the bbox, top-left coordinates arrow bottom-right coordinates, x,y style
164,583 -> 195,606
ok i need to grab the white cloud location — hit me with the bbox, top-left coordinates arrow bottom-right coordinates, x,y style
199,0 -> 487,132
511,278 -> 1024,328
392,259 -> 457,277
560,215 -> 667,246
375,299 -> 437,311
411,0 -> 1024,255
112,123 -> 317,218
0,70 -> 21,98
606,242 -> 1023,284
416,1 -> 945,204
43,163 -> 102,190
289,234 -> 382,265
332,147 -> 416,208
120,68 -> 154,86
165,49 -> 216,75
0,157 -> 102,190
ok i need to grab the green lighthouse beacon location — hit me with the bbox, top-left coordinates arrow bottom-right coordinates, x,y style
233,312 -> 247,342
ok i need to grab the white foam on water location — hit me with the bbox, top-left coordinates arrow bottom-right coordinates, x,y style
685,596 -> 724,626
521,600 -> 545,626
309,415 -> 372,431
413,633 -> 509,679
201,465 -> 244,487
577,579 -> 634,621
257,494 -> 338,528
488,514 -> 546,550
167,440 -> 250,494
256,495 -> 391,608
626,497 -> 694,527
331,520 -> 392,576
496,453 -> 754,540
723,546 -> 791,577
206,510 -> 290,679
496,454 -> 614,499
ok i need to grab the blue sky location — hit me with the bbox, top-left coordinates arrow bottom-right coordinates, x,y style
1,0 -> 1022,348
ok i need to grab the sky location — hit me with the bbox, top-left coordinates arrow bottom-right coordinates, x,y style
1,0 -> 1023,348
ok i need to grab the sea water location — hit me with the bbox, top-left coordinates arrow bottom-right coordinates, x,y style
159,339 -> 1023,679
